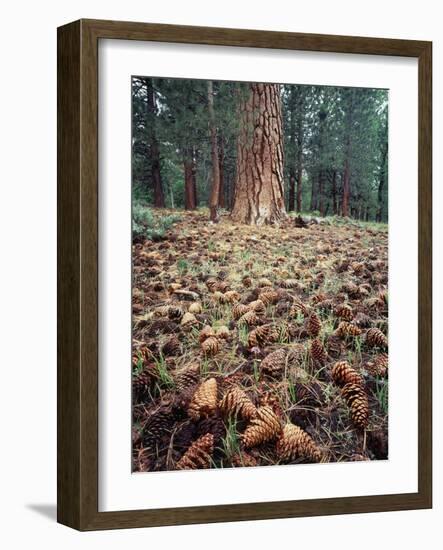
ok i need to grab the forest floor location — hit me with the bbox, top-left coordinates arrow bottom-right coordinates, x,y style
132,208 -> 388,472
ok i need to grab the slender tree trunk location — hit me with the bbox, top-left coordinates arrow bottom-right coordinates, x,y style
288,168 -> 296,212
342,157 -> 350,217
207,81 -> 221,222
318,170 -> 325,216
310,172 -> 318,211
184,149 -> 197,210
145,78 -> 165,208
342,90 -> 354,217
218,135 -> 225,208
231,83 -> 286,225
377,142 -> 388,222
332,170 -> 337,215
296,90 -> 304,212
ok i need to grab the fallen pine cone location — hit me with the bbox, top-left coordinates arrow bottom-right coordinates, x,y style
199,325 -> 216,343
220,386 -> 257,420
310,338 -> 327,366
260,348 -> 287,377
306,312 -> 321,337
242,406 -> 281,448
332,361 -> 364,387
277,423 -> 323,462
341,383 -> 369,430
366,327 -> 388,349
335,321 -> 362,338
175,433 -> 214,470
248,324 -> 279,348
201,336 -> 220,356
188,378 -> 218,420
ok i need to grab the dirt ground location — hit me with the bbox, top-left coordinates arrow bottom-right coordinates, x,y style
132,209 -> 388,472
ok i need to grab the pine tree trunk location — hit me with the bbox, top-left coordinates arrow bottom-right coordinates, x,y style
332,170 -> 337,215
145,78 -> 165,208
231,83 -> 286,225
296,95 -> 303,213
342,158 -> 350,217
318,170 -> 325,216
218,135 -> 225,208
342,91 -> 354,218
377,142 -> 388,222
184,149 -> 197,210
288,169 -> 296,212
207,81 -> 221,222
310,172 -> 318,211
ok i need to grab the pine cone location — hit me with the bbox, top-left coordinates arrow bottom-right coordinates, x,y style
231,451 -> 258,468
238,310 -> 260,327
188,302 -> 202,314
224,290 -> 240,304
366,328 -> 388,349
242,275 -> 253,287
201,336 -> 220,356
277,423 -> 322,462
341,383 -> 369,429
334,304 -> 353,321
218,281 -> 230,293
161,335 -> 181,356
260,349 -> 287,376
143,409 -> 172,447
153,305 -> 170,317
175,433 -> 214,470
188,378 -> 218,420
242,406 -> 281,448
206,277 -> 219,293
196,415 -> 226,447
332,361 -> 363,387
215,325 -> 230,340
132,369 -> 152,395
220,386 -> 257,420
180,312 -> 198,327
281,278 -> 299,289
258,290 -> 279,306
232,303 -> 250,320
335,321 -> 362,337
258,277 -> 273,287
364,353 -> 388,377
310,338 -> 327,366
248,324 -> 278,348
248,299 -> 266,316
326,334 -> 343,358
307,312 -> 322,337
289,299 -> 309,318
342,281 -> 360,298
168,306 -> 184,321
199,325 -> 216,343
175,364 -> 200,394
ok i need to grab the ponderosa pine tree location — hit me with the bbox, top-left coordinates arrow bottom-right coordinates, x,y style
231,83 -> 286,225
207,80 -> 221,222
145,78 -> 165,208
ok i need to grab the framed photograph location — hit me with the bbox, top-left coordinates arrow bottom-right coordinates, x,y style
57,19 -> 432,530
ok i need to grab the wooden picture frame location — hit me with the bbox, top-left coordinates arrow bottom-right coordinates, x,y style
57,18 -> 432,530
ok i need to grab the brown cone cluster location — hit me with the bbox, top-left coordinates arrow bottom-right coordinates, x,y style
174,364 -> 199,394
364,353 -> 388,377
334,303 -> 353,321
220,386 -> 257,420
188,378 -> 218,420
307,312 -> 322,337
260,348 -> 287,376
201,336 -> 221,356
277,423 -> 323,462
242,406 -> 282,447
366,328 -> 388,349
248,324 -> 278,348
341,383 -> 369,429
310,338 -> 327,366
176,433 -> 214,470
332,361 -> 364,387
238,310 -> 261,327
335,321 -> 362,337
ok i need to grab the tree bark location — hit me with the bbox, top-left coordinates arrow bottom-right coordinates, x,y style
207,81 -> 221,222
377,142 -> 388,222
184,149 -> 197,210
296,107 -> 303,213
288,169 -> 296,212
342,90 -> 354,218
231,83 -> 286,225
218,135 -> 225,208
332,170 -> 337,215
342,157 -> 350,217
145,78 -> 165,208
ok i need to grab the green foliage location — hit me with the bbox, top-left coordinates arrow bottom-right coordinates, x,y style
132,203 -> 180,241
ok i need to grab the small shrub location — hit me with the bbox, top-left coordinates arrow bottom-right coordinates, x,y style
132,203 -> 180,241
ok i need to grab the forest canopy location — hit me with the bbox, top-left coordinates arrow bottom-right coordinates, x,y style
132,77 -> 388,223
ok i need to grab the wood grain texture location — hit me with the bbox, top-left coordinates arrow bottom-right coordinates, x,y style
57,19 -> 432,531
